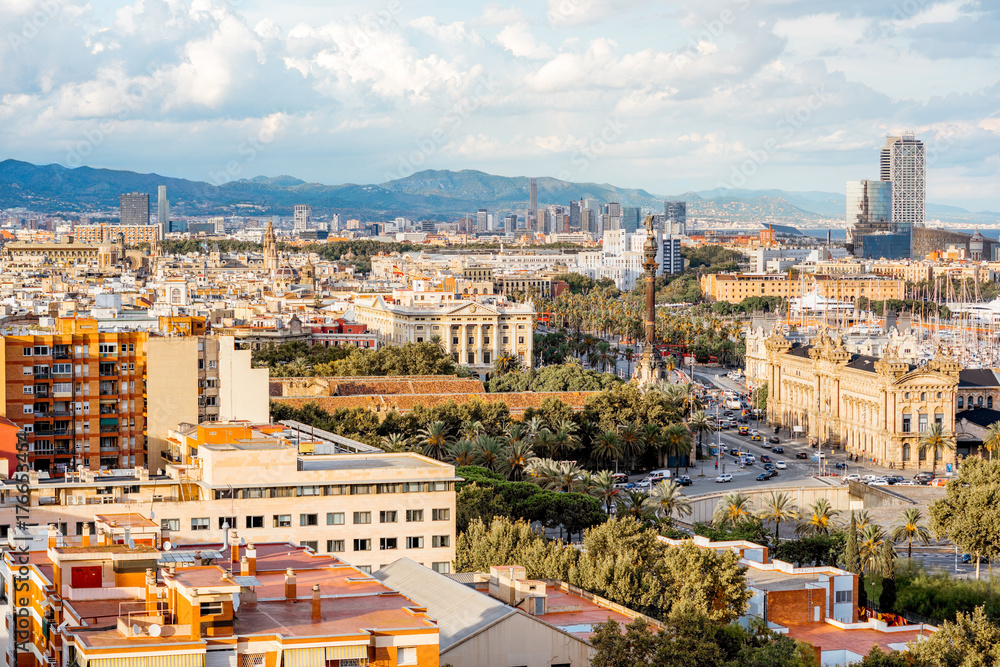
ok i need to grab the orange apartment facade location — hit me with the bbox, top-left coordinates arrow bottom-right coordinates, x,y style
1,516 -> 440,667
699,273 -> 906,304
1,318 -> 146,475
73,223 -> 161,246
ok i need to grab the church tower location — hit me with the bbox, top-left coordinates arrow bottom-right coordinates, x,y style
262,220 -> 278,271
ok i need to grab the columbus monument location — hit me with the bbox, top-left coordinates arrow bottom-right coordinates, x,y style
636,214 -> 665,386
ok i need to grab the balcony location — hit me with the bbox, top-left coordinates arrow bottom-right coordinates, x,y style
99,425 -> 119,434
99,382 -> 117,395
53,349 -> 70,360
99,406 -> 117,415
34,371 -> 50,380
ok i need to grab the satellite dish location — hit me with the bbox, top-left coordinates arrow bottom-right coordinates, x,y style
163,541 -> 172,551
239,537 -> 246,546
132,624 -> 141,636
149,624 -> 161,637
232,592 -> 241,612
150,510 -> 155,520
127,538 -> 136,550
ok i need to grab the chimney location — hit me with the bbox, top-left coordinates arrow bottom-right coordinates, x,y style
311,584 -> 321,620
82,523 -> 91,547
240,556 -> 249,576
190,589 -> 201,639
48,524 -> 58,548
230,529 -> 239,564
246,543 -> 257,576
145,568 -> 157,613
284,568 -> 297,602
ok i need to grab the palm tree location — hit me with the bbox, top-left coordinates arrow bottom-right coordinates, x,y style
618,424 -> 643,470
592,430 -> 623,468
532,429 -> 559,460
589,470 -> 619,513
755,492 -> 799,545
284,356 -> 313,377
528,458 -> 586,493
918,423 -> 955,475
419,421 -> 451,460
552,419 -> 580,459
648,480 -> 692,525
687,410 -> 714,458
615,489 -> 653,522
890,508 -> 932,559
983,421 -> 1000,460
505,422 -> 529,447
446,439 -> 477,467
501,441 -> 534,481
663,355 -> 676,379
714,491 -> 753,528
461,420 -> 485,442
493,353 -> 520,376
854,509 -> 874,531
640,423 -> 662,464
622,348 -> 635,377
859,524 -> 891,575
796,498 -> 840,536
474,435 -> 504,472
380,433 -> 410,452
662,423 -> 692,476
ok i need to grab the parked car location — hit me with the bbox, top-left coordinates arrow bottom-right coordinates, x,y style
634,479 -> 651,489
676,475 -> 693,486
961,553 -> 989,564
871,477 -> 889,486
796,452 -> 809,459
896,480 -> 917,486
929,478 -> 949,487
773,447 -> 784,454
862,475 -> 878,484
755,473 -> 770,481
842,474 -> 861,483
715,474 -> 733,483
914,472 -> 934,484
775,461 -> 787,470
769,436 -> 780,444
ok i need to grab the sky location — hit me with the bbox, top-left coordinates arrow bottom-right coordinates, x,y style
2,0 -> 999,209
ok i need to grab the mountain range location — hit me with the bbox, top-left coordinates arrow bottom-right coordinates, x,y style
0,159 -> 996,227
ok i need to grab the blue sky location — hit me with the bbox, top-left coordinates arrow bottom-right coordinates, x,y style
2,0 -> 999,210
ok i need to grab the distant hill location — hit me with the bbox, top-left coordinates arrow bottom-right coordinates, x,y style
0,159 -> 995,225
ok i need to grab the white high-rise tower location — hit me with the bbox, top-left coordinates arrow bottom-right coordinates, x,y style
880,133 -> 924,253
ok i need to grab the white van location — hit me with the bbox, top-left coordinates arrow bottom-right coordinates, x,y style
647,469 -> 672,483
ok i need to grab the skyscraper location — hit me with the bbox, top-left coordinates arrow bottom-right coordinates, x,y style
529,178 -> 537,214
119,192 -> 150,227
622,207 -> 641,234
157,185 -> 169,234
845,180 -> 906,258
570,201 -> 582,230
664,201 -> 687,236
477,209 -> 488,233
881,133 -> 924,253
293,204 -> 312,231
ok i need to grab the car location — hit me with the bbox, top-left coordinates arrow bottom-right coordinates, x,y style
773,447 -> 784,454
914,472 -> 934,484
676,475 -> 693,486
769,436 -> 780,444
775,461 -> 787,470
729,420 -> 739,428
961,553 -> 989,564
766,469 -> 778,478
743,454 -> 756,464
762,463 -> 774,471
760,455 -> 772,463
842,474 -> 861,483
760,441 -> 772,450
796,452 -> 809,459
611,472 -> 629,482
738,426 -> 750,436
871,477 -> 889,486
724,411 -> 733,417
929,478 -> 949,487
750,434 -> 762,442
755,473 -> 770,481
896,479 -> 917,486
715,474 -> 733,483
634,479 -> 650,489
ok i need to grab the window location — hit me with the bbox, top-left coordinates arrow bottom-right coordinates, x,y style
357,565 -> 372,574
990,398 -> 995,410
406,509 -> 424,522
22,405 -> 32,414
431,482 -> 449,492
353,511 -> 371,524
958,396 -> 964,409
22,367 -> 31,375
937,392 -> 942,399
432,535 -> 450,548
52,364 -> 71,374
301,541 -> 318,551
246,516 -> 264,529
397,647 -> 417,665
274,515 -> 292,528
935,413 -> 944,425
518,336 -> 525,344
903,443 -> 911,461
98,343 -> 115,354
297,485 -> 321,496
353,539 -> 371,551
34,346 -> 49,356
161,519 -> 179,531
327,539 -> 345,553
380,510 -> 397,523
432,508 -> 450,521
351,484 -> 373,495
406,536 -> 424,549
920,392 -> 927,401
432,562 -> 451,574
300,514 -> 319,527
22,347 -> 32,356
327,512 -> 345,526
401,483 -> 423,493
835,590 -> 853,604
204,396 -> 217,407
918,414 -> 928,432
904,392 -> 910,399
902,414 -> 911,433
200,602 -> 223,616
218,516 -> 237,530
22,386 -> 33,394
191,518 -> 210,531
380,537 -> 398,550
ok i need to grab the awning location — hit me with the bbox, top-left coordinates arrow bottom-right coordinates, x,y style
325,646 -> 368,660
88,654 -> 204,667
281,648 -> 324,667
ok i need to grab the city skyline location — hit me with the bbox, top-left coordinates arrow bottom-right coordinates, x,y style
1,1 -> 999,209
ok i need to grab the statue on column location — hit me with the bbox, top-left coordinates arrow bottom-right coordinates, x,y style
635,215 -> 665,386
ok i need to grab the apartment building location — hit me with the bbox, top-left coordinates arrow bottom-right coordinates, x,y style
0,525 -> 440,667
146,335 -> 269,465
353,292 -> 535,370
74,222 -> 162,245
0,317 -> 146,475
0,422 -> 458,573
699,273 -> 905,304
